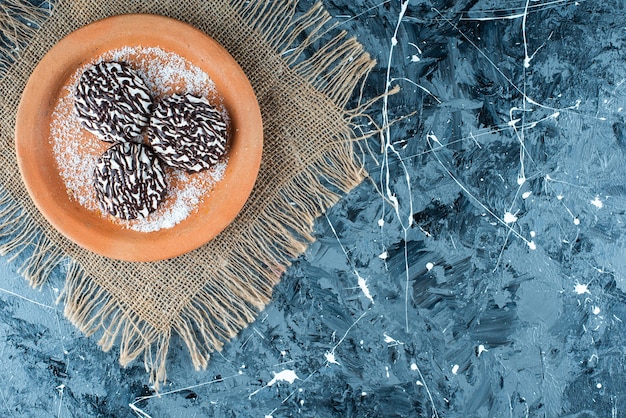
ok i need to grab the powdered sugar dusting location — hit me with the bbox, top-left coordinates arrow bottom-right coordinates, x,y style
50,46 -> 228,232
119,162 -> 227,232
110,46 -> 217,100
51,100 -> 104,210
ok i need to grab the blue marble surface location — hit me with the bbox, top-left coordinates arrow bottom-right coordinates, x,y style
1,0 -> 626,416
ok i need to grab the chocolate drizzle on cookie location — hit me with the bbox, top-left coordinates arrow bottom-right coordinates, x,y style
75,61 -> 152,143
73,61 -> 230,222
148,94 -> 228,172
93,142 -> 167,220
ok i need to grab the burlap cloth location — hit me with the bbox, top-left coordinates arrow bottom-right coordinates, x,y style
0,0 -> 375,386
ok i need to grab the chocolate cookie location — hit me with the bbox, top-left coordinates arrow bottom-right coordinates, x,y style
93,142 -> 167,220
75,61 -> 152,143
148,94 -> 228,172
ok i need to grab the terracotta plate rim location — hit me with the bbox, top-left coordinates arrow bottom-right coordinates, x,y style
14,14 -> 263,262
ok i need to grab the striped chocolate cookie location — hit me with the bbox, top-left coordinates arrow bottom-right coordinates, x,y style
75,61 -> 152,143
148,94 -> 228,172
93,142 -> 167,220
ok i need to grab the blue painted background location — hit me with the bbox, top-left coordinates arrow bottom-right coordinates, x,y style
1,1 -> 625,416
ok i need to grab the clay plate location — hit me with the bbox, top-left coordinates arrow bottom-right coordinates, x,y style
15,14 -> 263,262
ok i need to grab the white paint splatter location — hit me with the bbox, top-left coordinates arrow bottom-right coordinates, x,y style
527,241 -> 536,250
410,363 -> 418,371
522,191 -> 532,199
451,364 -> 459,375
384,333 -> 403,346
427,132 -> 442,146
427,131 -> 535,251
596,383 -> 602,389
590,196 -> 603,209
503,212 -> 518,224
530,230 -> 536,237
267,370 -> 299,386
325,351 -> 340,365
574,217 -> 581,225
477,345 -> 488,357
592,306 -> 601,315
426,262 -> 434,271
575,283 -> 590,295
249,370 -> 299,399
411,55 -> 420,62
378,251 -> 388,260
508,118 -> 521,127
378,219 -> 385,227
324,215 -> 374,304
357,273 -> 374,304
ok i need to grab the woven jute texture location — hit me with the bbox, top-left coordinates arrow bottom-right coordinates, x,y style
0,0 -> 374,386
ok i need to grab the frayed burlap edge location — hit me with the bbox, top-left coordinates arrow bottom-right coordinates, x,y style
0,0 -> 376,388
0,1 -> 53,72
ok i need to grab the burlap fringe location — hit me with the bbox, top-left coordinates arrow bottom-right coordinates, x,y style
0,0 -> 52,74
0,190 -> 65,287
62,261 -> 171,381
1,0 -> 376,388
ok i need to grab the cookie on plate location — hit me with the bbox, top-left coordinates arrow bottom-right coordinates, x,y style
148,94 -> 228,172
75,61 -> 152,143
93,142 -> 167,220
